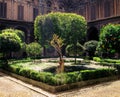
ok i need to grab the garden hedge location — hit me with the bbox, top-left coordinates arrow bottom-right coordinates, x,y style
1,63 -> 117,86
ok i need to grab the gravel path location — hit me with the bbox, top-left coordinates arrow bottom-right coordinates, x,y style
57,80 -> 120,97
0,72 -> 50,97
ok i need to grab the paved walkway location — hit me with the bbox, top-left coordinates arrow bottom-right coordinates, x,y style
0,71 -> 55,97
0,71 -> 120,97
57,80 -> 120,97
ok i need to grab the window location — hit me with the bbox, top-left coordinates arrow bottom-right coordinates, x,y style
0,2 -> 7,18
46,1 -> 52,7
104,1 -> 110,17
18,5 -> 24,20
33,8 -> 38,20
79,8 -> 84,16
91,5 -> 96,20
41,4 -> 44,14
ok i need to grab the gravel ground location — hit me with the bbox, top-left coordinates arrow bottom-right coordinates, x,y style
57,80 -> 120,97
0,73 -> 48,97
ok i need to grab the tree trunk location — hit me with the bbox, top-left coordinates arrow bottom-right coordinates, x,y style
43,46 -> 46,57
57,52 -> 64,73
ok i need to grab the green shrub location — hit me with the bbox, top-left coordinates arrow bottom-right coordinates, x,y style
93,57 -> 101,62
26,42 -> 42,58
1,62 -> 118,86
80,69 -> 116,81
66,72 -> 81,83
19,68 -> 32,78
84,40 -> 98,59
39,72 -> 53,84
97,24 -> 120,58
30,70 -> 41,81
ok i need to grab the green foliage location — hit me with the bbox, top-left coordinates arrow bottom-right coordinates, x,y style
34,12 -> 87,47
97,24 -> 120,57
80,69 -> 117,80
1,29 -> 25,42
0,31 -> 22,53
26,42 -> 42,58
0,29 -> 24,60
93,57 -> 101,62
1,62 -> 117,86
66,43 -> 85,56
84,40 -> 98,58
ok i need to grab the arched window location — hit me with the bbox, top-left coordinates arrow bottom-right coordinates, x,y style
104,1 -> 110,17
18,5 -> 24,20
0,2 -> 7,18
46,1 -> 52,7
33,8 -> 38,20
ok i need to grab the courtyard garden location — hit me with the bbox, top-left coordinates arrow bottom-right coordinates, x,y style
0,12 -> 120,93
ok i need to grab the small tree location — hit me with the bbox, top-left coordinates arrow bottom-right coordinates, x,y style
97,24 -> 120,58
0,32 -> 22,60
50,34 -> 64,73
66,43 -> 85,59
26,42 -> 42,59
34,12 -> 87,56
84,40 -> 98,59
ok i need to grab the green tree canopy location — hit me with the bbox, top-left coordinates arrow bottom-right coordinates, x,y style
26,42 -> 42,58
34,12 -> 87,50
97,24 -> 120,57
84,40 -> 98,59
0,29 -> 24,59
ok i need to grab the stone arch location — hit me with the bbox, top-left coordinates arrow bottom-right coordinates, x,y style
29,27 -> 35,43
87,26 -> 99,41
14,26 -> 28,43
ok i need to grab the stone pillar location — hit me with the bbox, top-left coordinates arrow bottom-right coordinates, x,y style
113,0 -> 117,16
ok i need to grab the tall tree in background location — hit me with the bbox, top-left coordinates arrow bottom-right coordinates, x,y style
34,12 -> 87,56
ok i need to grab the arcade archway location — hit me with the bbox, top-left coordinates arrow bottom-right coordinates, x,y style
87,26 -> 99,41
15,26 -> 28,43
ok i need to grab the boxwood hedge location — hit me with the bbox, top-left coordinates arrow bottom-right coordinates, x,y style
1,63 -> 117,86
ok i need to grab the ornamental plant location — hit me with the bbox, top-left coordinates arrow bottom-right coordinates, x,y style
0,28 -> 25,62
34,12 -> 87,56
84,40 -> 98,59
26,42 -> 42,59
96,24 -> 120,57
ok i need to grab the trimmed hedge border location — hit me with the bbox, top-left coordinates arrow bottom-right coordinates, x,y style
0,69 -> 119,93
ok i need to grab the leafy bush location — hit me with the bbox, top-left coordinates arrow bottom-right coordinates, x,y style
97,24 -> 120,58
0,29 -> 24,60
80,69 -> 117,80
26,42 -> 42,58
66,43 -> 84,56
84,40 -> 98,59
93,57 -> 101,62
0,63 -> 118,86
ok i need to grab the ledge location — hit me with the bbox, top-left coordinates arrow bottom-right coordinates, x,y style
0,69 -> 119,93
